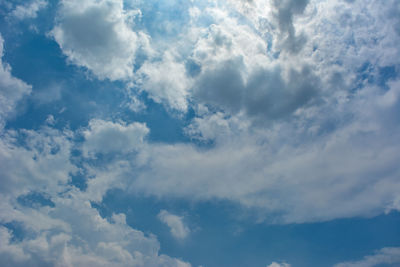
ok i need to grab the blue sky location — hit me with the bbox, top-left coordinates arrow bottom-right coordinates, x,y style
0,0 -> 400,266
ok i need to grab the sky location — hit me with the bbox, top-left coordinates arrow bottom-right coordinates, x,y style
0,0 -> 400,266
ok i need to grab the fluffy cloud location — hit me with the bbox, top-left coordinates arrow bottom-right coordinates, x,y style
54,0 -> 400,225
82,119 -> 149,157
51,0 -> 144,81
0,192 -> 192,267
136,52 -> 191,111
0,123 -> 190,266
0,226 -> 30,265
194,62 -> 319,122
0,34 -> 32,129
158,210 -> 190,240
270,0 -> 309,54
130,82 -> 400,223
0,127 -> 75,198
334,247 -> 400,267
10,0 -> 47,20
2,0 -> 400,264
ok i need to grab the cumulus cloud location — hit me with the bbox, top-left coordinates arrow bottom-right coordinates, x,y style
334,247 -> 400,267
126,74 -> 400,223
47,0 -> 400,225
0,192 -> 191,267
0,226 -> 30,264
10,0 -> 47,20
0,34 -> 32,129
270,0 -> 309,54
158,210 -> 190,240
2,0 -> 400,265
189,9 -> 319,121
82,119 -> 149,157
194,62 -> 319,122
0,126 -> 191,267
136,52 -> 191,111
51,0 -> 144,81
0,127 -> 80,199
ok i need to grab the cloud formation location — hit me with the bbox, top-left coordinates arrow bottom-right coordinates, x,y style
0,34 -> 32,129
158,210 -> 190,240
51,0 -> 144,81
334,247 -> 400,267
10,0 -> 48,20
1,0 -> 400,265
82,119 -> 149,157
0,126 -> 191,267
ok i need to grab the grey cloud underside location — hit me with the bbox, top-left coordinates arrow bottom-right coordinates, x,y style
272,0 -> 309,53
195,60 -> 319,121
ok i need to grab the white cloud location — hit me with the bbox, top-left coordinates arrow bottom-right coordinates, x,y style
0,127 -> 76,198
0,125 -> 191,267
43,0 -> 400,225
127,78 -> 400,223
0,226 -> 30,264
2,1 -> 400,265
10,0 -> 47,20
334,247 -> 400,267
136,51 -> 191,112
82,119 -> 149,157
0,192 -> 192,267
0,34 -> 32,129
158,210 -> 190,240
267,262 -> 291,267
51,0 -> 144,81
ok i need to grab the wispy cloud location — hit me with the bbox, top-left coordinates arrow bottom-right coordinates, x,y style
158,210 -> 190,240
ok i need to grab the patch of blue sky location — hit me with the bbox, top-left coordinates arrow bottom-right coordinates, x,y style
133,0 -> 193,39
3,26 -> 191,146
96,189 -> 400,267
17,191 -> 55,208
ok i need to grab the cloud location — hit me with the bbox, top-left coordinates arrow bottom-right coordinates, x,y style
2,1 -> 400,265
0,126 -> 191,266
136,52 -> 191,112
189,10 -> 319,121
158,210 -> 190,240
0,127 -> 76,200
0,34 -> 32,129
194,62 -> 319,122
0,192 -> 192,267
267,262 -> 291,267
334,247 -> 400,267
82,119 -> 149,157
0,226 -> 30,265
128,79 -> 400,223
270,0 -> 309,54
51,0 -> 144,81
10,0 -> 47,20
45,0 -> 400,225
